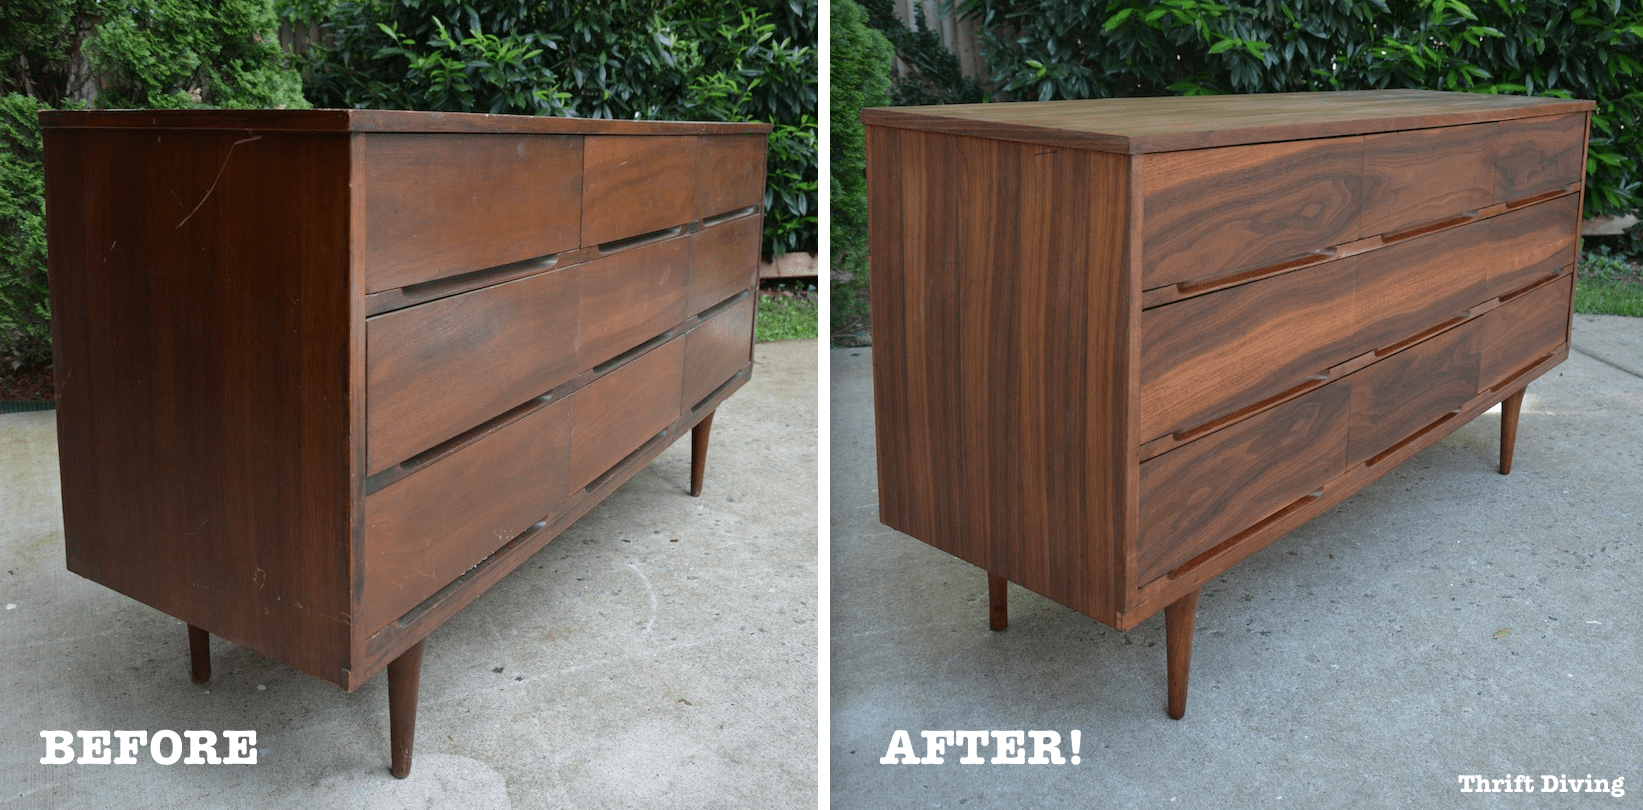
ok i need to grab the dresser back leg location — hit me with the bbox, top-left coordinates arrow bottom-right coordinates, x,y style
988,573 -> 1009,631
187,625 -> 211,684
388,638 -> 428,779
1165,588 -> 1201,719
689,411 -> 715,497
1499,388 -> 1525,475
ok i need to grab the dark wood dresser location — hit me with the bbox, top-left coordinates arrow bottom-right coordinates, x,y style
864,90 -> 1590,718
41,109 -> 768,776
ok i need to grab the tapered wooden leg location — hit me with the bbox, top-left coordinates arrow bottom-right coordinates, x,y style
387,639 -> 427,779
188,624 -> 210,684
1499,388 -> 1525,475
988,573 -> 1008,631
689,411 -> 715,497
1164,588 -> 1201,720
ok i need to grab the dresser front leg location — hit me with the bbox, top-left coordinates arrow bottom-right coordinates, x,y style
187,624 -> 210,684
988,573 -> 1008,631
689,411 -> 715,497
387,638 -> 427,779
1499,388 -> 1525,475
1164,587 -> 1201,720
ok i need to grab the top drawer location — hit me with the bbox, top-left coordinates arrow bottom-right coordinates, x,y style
1140,114 -> 1586,290
582,134 -> 767,246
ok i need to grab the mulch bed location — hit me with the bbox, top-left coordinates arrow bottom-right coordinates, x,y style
0,360 -> 55,404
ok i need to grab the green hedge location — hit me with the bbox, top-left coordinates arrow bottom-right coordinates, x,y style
956,0 -> 1643,218
287,0 -> 819,258
829,0 -> 892,345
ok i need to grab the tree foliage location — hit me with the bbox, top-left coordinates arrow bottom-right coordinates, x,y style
857,0 -> 985,106
956,0 -> 1643,218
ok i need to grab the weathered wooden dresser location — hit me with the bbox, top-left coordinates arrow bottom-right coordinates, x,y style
41,109 -> 768,776
864,90 -> 1590,717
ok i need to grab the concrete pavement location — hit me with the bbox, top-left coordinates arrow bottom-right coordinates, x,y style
830,316 -> 1642,809
0,339 -> 818,809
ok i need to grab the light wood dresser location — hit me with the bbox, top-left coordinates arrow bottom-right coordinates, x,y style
41,109 -> 768,776
864,90 -> 1590,718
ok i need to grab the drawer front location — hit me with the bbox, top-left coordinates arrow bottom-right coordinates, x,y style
1352,218 -> 1491,353
583,136 -> 697,246
362,396 -> 572,633
695,134 -> 767,219
1495,113 -> 1587,202
570,337 -> 687,491
689,214 -> 762,316
578,236 -> 690,372
1139,383 -> 1350,583
1481,274 -> 1572,389
1142,136 -> 1363,289
367,267 -> 579,474
1346,320 -> 1482,468
1361,122 -> 1495,236
362,133 -> 582,293
684,295 -> 756,409
1485,194 -> 1580,299
1139,260 -> 1357,442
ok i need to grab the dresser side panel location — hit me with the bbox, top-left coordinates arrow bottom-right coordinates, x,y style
868,126 -> 1131,623
45,127 -> 356,686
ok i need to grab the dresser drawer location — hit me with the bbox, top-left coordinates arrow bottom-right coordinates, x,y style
583,136 -> 697,246
362,134 -> 583,293
1481,274 -> 1573,389
1495,113 -> 1587,201
1485,194 -> 1580,298
367,266 -> 579,474
570,336 -> 687,492
578,236 -> 691,372
1142,137 -> 1363,289
684,295 -> 756,409
1361,122 -> 1495,236
695,134 -> 768,218
1352,218 -> 1491,352
689,214 -> 762,315
1346,320 -> 1482,468
362,396 -> 573,634
1139,382 -> 1351,583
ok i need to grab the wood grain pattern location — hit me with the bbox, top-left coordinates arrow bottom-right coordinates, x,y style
683,295 -> 755,409
1481,274 -> 1573,390
1138,383 -> 1350,584
868,124 -> 1131,623
695,133 -> 768,218
1140,257 -> 1358,442
362,397 -> 572,633
1486,194 -> 1580,298
578,236 -> 690,371
366,265 -> 580,474
1142,137 -> 1364,289
45,126 -> 357,687
1361,122 -> 1495,235
1346,319 -> 1481,468
569,337 -> 687,492
362,133 -> 582,293
583,136 -> 697,246
1352,218 -> 1491,352
1495,113 -> 1587,202
689,214 -> 763,315
39,108 -> 769,136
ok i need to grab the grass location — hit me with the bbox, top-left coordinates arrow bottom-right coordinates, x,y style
830,247 -> 872,347
1575,251 -> 1643,317
755,281 -> 819,342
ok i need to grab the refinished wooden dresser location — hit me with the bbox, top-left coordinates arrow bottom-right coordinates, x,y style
41,109 -> 768,776
864,90 -> 1590,718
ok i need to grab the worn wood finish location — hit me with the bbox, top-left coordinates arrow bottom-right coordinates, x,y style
689,411 -> 714,497
188,625 -> 211,684
366,264 -> 580,474
583,136 -> 697,246
869,125 -> 1132,624
689,214 -> 763,315
387,638 -> 426,779
683,295 -> 757,410
43,110 -> 767,777
695,134 -> 768,218
867,90 -> 1589,717
1500,389 -> 1525,475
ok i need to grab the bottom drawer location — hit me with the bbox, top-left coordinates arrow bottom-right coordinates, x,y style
1139,383 -> 1350,583
1481,273 -> 1572,390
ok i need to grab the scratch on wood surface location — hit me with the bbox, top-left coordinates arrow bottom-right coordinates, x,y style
175,135 -> 262,230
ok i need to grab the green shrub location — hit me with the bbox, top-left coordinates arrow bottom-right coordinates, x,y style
956,0 -> 1643,219
830,0 -> 892,346
0,1 -> 102,106
85,0 -> 308,109
288,0 -> 819,257
0,94 -> 50,369
858,0 -> 986,106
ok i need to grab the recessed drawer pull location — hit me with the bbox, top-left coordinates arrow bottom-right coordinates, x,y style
1504,187 -> 1572,209
703,205 -> 759,226
1171,373 -> 1329,443
1380,212 -> 1476,244
1174,249 -> 1336,295
400,252 -> 560,298
597,225 -> 683,255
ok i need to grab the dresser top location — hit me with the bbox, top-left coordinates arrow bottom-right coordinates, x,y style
38,108 -> 771,136
862,89 -> 1592,154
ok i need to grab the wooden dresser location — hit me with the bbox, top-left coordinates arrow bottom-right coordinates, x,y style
41,109 -> 768,776
864,90 -> 1590,718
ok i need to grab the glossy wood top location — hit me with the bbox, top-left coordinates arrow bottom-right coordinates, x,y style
39,108 -> 771,135
862,89 -> 1593,153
